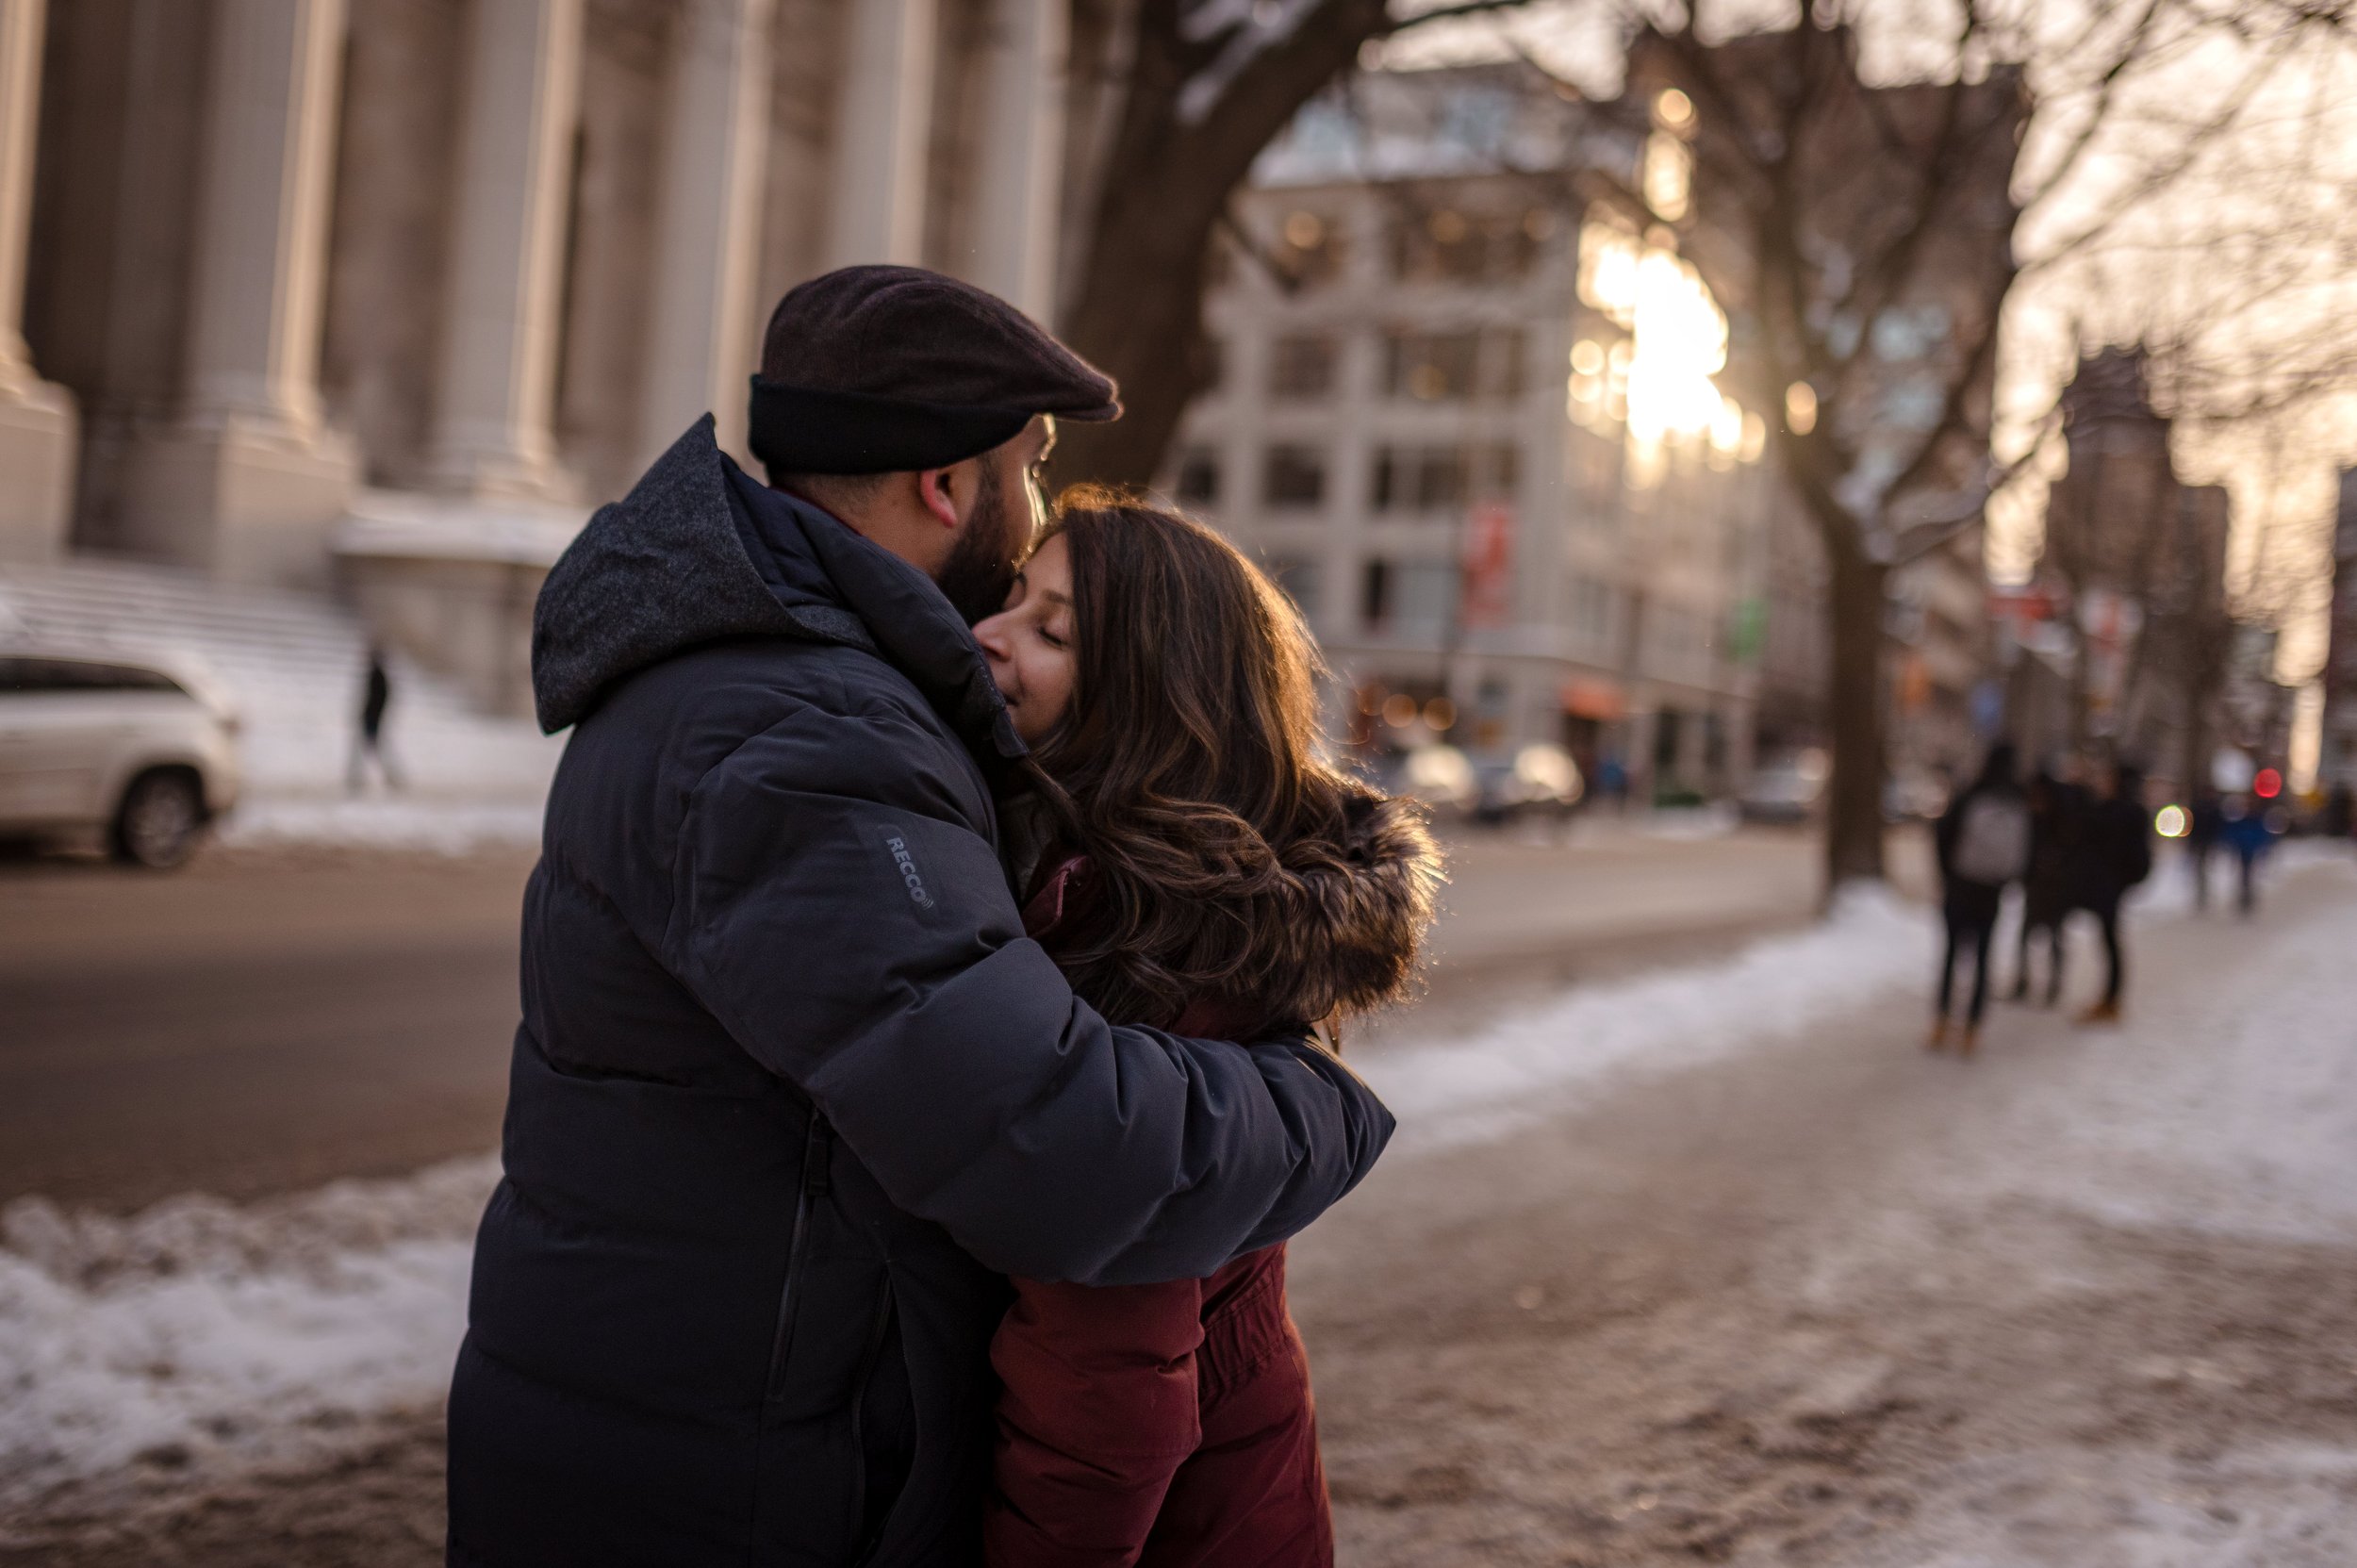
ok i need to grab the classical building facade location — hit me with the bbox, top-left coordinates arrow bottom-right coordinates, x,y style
6,0 -> 1064,708
1168,66 -> 1787,802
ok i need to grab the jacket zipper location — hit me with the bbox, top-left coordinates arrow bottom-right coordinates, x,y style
764,1113 -> 832,1403
847,1273 -> 899,1568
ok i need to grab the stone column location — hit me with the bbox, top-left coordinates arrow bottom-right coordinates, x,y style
0,0 -> 73,561
826,0 -> 932,268
426,0 -> 583,501
122,0 -> 359,586
638,0 -> 773,470
970,0 -> 1063,317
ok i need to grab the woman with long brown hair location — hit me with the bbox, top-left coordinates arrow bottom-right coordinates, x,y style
971,492 -> 1442,1567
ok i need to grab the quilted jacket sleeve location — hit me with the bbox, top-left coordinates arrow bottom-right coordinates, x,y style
664,697 -> 1394,1285
984,1276 -> 1205,1567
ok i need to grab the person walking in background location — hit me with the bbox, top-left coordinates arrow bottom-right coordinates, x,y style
2222,792 -> 2275,915
1597,751 -> 1629,813
2012,764 -> 2081,1007
347,645 -> 402,793
2186,787 -> 2226,911
1931,741 -> 2029,1056
2072,761 -> 2153,1024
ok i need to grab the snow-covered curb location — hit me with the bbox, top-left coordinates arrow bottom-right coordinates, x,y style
0,1159 -> 496,1510
1366,883 -> 1930,1153
220,796 -> 544,855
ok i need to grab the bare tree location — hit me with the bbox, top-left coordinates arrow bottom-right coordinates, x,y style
1051,0 -> 2356,893
1051,0 -> 1536,486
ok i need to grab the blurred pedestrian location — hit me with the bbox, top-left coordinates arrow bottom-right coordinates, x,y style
2012,765 -> 2084,1007
347,645 -> 403,793
2186,788 -> 2225,911
1597,751 -> 1629,813
2071,760 -> 2153,1025
1930,741 -> 2028,1056
2222,794 -> 2273,915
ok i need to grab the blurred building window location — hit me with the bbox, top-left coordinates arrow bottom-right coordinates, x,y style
1373,443 -> 1520,511
1383,330 -> 1478,400
1174,447 -> 1220,505
1273,209 -> 1347,289
1388,206 -> 1545,283
1569,575 -> 1617,649
1479,440 -> 1519,498
1262,444 -> 1327,508
1380,329 -> 1523,401
1269,334 -> 1339,400
1415,451 -> 1469,509
1395,561 -> 1459,635
1486,329 -> 1525,399
1361,557 -> 1394,629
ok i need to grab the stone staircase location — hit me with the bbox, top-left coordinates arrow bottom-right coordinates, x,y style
0,557 -> 560,801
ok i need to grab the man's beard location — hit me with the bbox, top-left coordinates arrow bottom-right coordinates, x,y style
936,460 -> 1024,625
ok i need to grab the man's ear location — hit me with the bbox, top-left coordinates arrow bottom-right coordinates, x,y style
915,467 -> 962,531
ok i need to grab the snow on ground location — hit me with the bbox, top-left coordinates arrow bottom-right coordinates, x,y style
1932,850 -> 2357,1247
219,797 -> 546,855
0,1159 -> 496,1510
3,851 -> 2351,1514
1367,882 -> 1931,1153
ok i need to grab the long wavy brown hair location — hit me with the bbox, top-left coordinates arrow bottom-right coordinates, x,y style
1017,491 -> 1440,1033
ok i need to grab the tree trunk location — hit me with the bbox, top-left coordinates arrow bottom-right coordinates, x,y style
1824,543 -> 1889,895
1047,0 -> 1389,488
1053,204 -> 1219,487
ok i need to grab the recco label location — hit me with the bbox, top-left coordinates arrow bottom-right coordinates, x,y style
882,833 -> 934,909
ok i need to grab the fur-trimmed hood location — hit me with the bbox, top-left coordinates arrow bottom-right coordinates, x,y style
1264,790 -> 1445,1024
1024,789 -> 1444,1032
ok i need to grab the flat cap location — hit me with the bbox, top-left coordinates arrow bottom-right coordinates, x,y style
749,265 -> 1120,477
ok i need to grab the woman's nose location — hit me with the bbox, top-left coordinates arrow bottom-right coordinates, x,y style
972,617 -> 1009,660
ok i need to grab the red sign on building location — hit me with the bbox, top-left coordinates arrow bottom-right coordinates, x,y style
1459,502 -> 1513,630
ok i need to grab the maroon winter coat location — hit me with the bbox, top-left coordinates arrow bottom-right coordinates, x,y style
983,809 -> 1436,1568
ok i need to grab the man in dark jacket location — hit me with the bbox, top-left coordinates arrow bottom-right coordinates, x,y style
445,268 -> 1394,1567
2071,760 -> 2153,1023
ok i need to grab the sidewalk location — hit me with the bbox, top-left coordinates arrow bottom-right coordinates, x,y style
1310,847 -> 2357,1566
8,848 -> 2343,1564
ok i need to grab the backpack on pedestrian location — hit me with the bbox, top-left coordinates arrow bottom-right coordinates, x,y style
1951,791 -> 2032,886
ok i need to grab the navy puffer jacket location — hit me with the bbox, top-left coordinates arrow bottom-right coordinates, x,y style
445,420 -> 1393,1567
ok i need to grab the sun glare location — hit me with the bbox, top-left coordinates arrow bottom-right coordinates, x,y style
1577,220 -> 1743,484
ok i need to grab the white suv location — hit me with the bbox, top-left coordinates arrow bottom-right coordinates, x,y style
0,647 -> 242,867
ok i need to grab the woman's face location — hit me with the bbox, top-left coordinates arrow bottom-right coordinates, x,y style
973,532 -> 1078,745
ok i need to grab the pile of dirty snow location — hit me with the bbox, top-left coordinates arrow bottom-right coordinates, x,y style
0,1158 -> 497,1510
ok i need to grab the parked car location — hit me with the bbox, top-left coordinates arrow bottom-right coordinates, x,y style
1386,744 -> 1478,818
1883,766 -> 1950,824
1739,750 -> 1829,826
0,646 -> 241,867
1473,744 -> 1586,824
